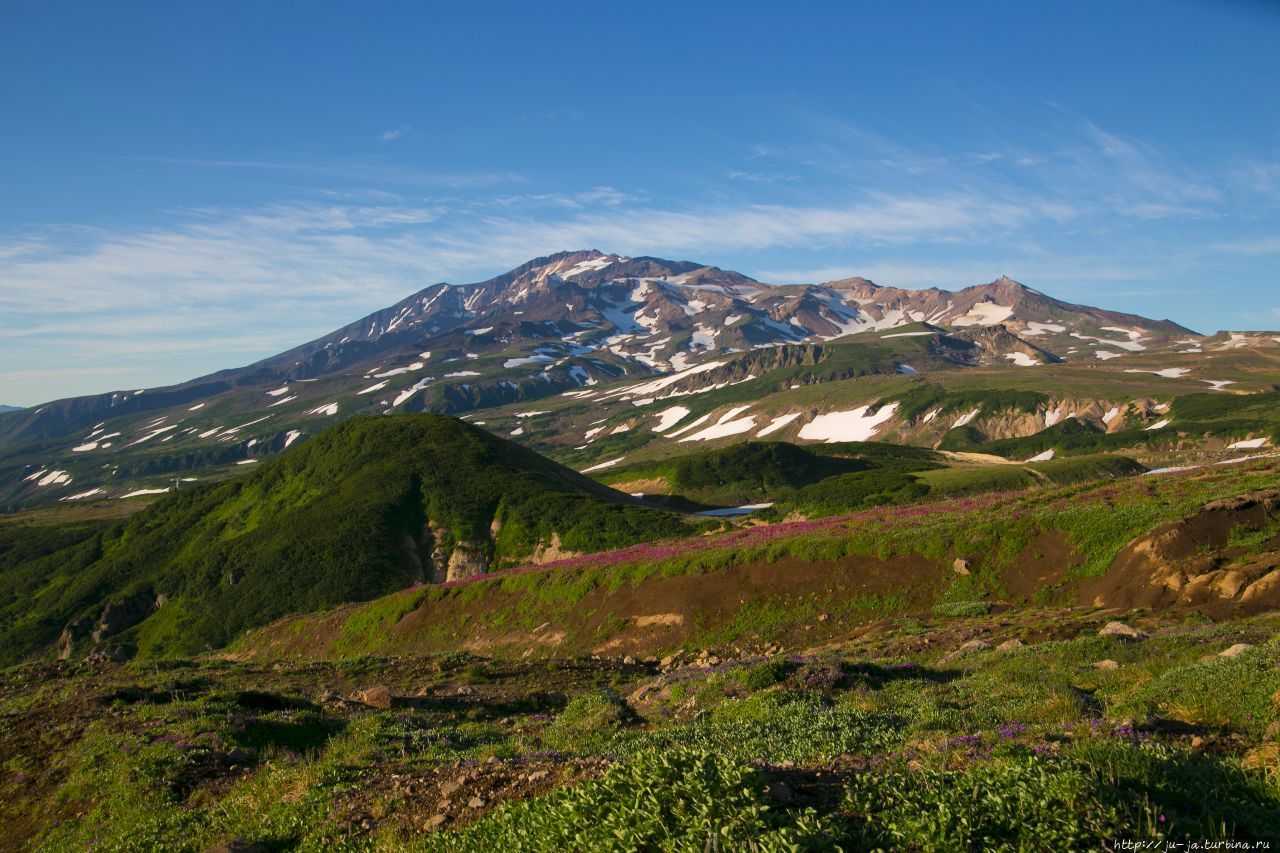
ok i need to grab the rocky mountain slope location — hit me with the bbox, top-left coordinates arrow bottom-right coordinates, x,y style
3,250 -> 1276,510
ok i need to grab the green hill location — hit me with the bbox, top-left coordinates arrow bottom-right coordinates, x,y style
0,414 -> 692,663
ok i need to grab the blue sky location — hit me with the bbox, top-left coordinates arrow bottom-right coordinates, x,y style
2,0 -> 1278,406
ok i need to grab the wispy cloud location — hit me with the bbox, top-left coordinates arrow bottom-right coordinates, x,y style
729,171 -> 800,183
0,191 -> 1054,318
4,109 -> 1275,404
377,127 -> 408,142
1210,236 -> 1280,256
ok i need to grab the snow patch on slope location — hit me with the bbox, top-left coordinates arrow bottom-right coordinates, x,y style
652,406 -> 691,433
757,412 -> 802,437
679,406 -> 757,442
797,403 -> 899,443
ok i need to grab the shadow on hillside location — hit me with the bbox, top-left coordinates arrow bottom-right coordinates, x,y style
401,690 -> 568,718
842,661 -> 960,688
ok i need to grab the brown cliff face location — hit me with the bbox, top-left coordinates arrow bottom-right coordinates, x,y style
1078,490 -> 1280,615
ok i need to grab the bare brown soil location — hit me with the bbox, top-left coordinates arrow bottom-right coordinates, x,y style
1078,489 -> 1280,616
999,530 -> 1078,601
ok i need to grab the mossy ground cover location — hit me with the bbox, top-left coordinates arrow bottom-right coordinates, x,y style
4,608 -> 1278,850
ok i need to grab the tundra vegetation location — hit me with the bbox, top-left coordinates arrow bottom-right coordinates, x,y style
2,416 -> 1280,849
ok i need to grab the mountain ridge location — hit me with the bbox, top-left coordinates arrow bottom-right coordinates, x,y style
1,250 -> 1268,511
0,250 -> 1198,419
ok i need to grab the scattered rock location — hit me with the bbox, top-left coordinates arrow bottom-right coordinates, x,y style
995,639 -> 1025,652
526,769 -> 549,782
622,655 -> 636,665
467,797 -> 486,809
1219,643 -> 1253,658
426,814 -> 447,829
818,613 -> 829,622
358,685 -> 393,709
943,639 -> 991,662
440,780 -> 461,796
659,655 -> 676,668
85,646 -> 129,664
953,558 -> 972,575
1098,621 -> 1148,641
1094,659 -> 1120,671
1241,569 -> 1280,603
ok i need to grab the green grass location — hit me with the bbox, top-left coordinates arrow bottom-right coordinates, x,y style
0,414 -> 697,664
7,609 -> 1280,849
242,457 -> 1280,661
430,749 -> 840,852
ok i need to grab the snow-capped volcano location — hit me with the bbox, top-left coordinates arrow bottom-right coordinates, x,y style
252,250 -> 1195,382
0,249 -> 1215,508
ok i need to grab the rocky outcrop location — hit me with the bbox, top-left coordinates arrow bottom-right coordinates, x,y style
1080,490 -> 1280,614
530,532 -> 581,565
58,615 -> 94,660
446,542 -> 489,582
57,590 -> 158,660
426,521 -> 452,584
91,592 -> 156,642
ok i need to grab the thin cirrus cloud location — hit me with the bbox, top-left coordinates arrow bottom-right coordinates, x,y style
2,113 -> 1275,404
0,187 -> 1070,403
0,191 -> 1058,317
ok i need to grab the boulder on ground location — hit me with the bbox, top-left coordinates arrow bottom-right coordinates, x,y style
358,685 -> 393,709
953,558 -> 972,575
1098,621 -> 1148,641
943,639 -> 991,662
1219,643 -> 1253,658
1094,659 -> 1120,671
995,639 -> 1025,652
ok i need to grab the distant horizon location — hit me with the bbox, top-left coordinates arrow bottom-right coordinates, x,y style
2,247 -> 1263,409
3,1 -> 1278,405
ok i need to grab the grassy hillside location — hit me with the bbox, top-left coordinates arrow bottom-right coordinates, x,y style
240,454 -> 1279,663
602,438 -> 1142,518
6,465 -> 1279,848
602,441 -> 934,507
0,415 -> 694,663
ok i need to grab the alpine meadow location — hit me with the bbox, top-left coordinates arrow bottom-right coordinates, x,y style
3,3 -> 1280,851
